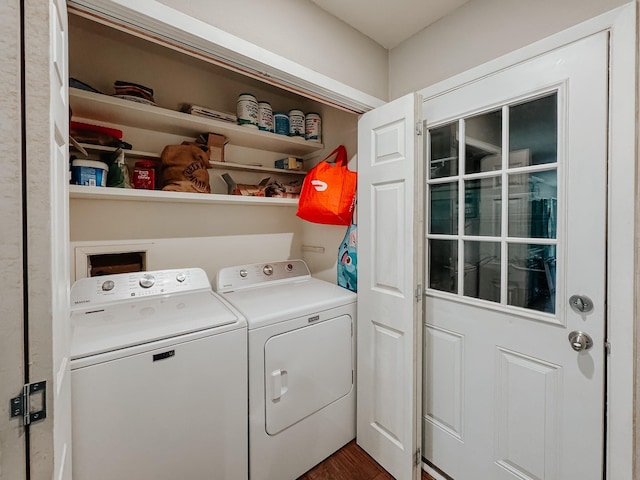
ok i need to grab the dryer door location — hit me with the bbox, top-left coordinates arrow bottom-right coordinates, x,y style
264,315 -> 353,435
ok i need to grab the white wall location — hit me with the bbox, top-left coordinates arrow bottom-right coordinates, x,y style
70,234 -> 299,283
389,0 -> 629,99
157,0 -> 389,101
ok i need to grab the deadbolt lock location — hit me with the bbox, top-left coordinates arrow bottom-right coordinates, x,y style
569,295 -> 593,314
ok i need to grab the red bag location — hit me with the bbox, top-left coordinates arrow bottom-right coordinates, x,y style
296,145 -> 356,225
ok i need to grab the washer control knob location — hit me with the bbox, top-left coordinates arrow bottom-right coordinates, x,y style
263,265 -> 274,276
101,280 -> 115,292
175,272 -> 187,283
239,269 -> 248,278
286,263 -> 294,272
139,273 -> 156,289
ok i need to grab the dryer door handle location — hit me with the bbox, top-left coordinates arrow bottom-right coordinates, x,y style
271,369 -> 289,402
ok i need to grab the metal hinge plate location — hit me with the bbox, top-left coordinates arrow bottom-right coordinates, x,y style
416,121 -> 423,136
415,447 -> 422,466
10,381 -> 47,425
415,284 -> 423,302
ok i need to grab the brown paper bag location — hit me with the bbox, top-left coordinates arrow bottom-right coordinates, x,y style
160,144 -> 211,193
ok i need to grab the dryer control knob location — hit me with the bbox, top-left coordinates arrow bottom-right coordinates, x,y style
139,273 -> 156,289
263,265 -> 274,276
175,272 -> 187,283
239,269 -> 248,278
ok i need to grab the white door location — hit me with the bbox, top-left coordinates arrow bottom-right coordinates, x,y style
423,33 -> 608,479
0,1 -> 27,478
357,93 -> 423,480
23,0 -> 72,478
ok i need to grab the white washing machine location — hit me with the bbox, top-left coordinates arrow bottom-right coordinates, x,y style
70,268 -> 248,480
215,260 -> 357,480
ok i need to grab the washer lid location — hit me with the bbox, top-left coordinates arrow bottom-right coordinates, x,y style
70,290 -> 243,360
219,277 -> 356,329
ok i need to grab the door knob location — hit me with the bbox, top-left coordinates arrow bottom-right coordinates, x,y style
569,295 -> 593,313
568,331 -> 593,352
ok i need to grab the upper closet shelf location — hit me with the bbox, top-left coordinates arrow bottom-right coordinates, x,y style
68,185 -> 299,206
69,88 -> 325,157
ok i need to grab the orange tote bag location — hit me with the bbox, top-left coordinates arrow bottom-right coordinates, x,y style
296,145 -> 356,226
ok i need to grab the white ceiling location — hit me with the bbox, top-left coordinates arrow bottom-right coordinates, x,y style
310,0 -> 470,49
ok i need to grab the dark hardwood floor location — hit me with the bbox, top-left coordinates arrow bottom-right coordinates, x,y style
297,440 -> 435,480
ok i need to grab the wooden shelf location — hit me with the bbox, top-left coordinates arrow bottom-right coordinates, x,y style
74,143 -> 161,159
69,88 -> 324,157
68,185 -> 299,206
208,161 -> 306,176
72,146 -> 306,177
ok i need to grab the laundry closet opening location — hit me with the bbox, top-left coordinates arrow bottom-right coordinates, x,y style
66,10 -> 359,282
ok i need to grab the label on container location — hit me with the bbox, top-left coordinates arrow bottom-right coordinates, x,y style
237,94 -> 258,128
133,164 -> 156,190
71,159 -> 108,187
288,110 -> 305,137
305,113 -> 322,142
274,112 -> 289,136
257,101 -> 273,132
73,166 -> 106,187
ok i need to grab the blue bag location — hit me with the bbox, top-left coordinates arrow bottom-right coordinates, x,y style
337,221 -> 357,292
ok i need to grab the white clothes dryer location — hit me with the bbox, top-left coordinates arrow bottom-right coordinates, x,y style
70,268 -> 248,480
215,260 -> 357,480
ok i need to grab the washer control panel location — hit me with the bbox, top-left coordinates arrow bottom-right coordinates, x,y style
216,260 -> 310,292
70,268 -> 211,309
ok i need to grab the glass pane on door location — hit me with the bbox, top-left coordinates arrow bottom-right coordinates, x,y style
430,183 -> 458,235
430,122 -> 459,179
464,177 -> 501,236
465,109 -> 502,174
508,170 -> 557,238
507,243 -> 556,313
429,240 -> 458,294
463,241 -> 501,302
509,94 -> 557,168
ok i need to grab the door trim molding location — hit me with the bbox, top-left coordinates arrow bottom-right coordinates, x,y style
418,4 -> 637,478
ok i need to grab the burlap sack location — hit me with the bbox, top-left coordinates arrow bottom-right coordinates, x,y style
160,144 -> 211,193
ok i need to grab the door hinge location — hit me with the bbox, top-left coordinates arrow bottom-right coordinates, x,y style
415,284 -> 423,302
10,381 -> 47,426
416,121 -> 423,136
605,341 -> 611,355
415,447 -> 422,466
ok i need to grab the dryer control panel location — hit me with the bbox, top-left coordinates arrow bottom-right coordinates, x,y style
216,260 -> 311,292
70,268 -> 211,309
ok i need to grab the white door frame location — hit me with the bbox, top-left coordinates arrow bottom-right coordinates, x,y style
23,0 -> 72,478
417,4 -> 637,479
0,1 -> 27,475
